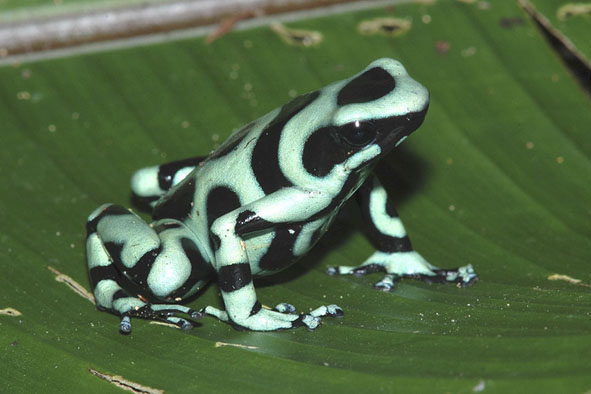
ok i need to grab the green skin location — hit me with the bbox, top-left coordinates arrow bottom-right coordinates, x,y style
85,58 -> 478,333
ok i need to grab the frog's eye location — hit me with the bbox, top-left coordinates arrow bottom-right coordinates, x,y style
338,120 -> 376,147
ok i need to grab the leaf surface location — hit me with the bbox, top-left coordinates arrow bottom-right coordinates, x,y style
1,1 -> 590,393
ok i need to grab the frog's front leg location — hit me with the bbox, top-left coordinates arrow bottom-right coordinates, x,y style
203,188 -> 343,331
86,204 -> 208,332
328,175 -> 478,291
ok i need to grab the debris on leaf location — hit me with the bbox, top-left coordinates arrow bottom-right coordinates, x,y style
215,341 -> 258,350
358,17 -> 411,37
89,368 -> 164,394
547,273 -> 591,287
270,22 -> 322,47
0,308 -> 22,316
557,3 -> 591,20
149,321 -> 180,329
48,266 -> 95,304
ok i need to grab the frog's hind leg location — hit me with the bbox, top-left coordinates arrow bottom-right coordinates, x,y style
328,175 -> 478,291
131,156 -> 206,210
86,204 -> 208,333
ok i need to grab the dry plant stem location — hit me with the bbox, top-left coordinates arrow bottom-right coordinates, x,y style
0,0 -> 361,56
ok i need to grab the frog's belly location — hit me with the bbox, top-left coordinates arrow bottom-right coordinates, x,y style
247,218 -> 329,276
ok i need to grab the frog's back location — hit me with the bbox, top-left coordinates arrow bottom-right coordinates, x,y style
152,91 -> 319,231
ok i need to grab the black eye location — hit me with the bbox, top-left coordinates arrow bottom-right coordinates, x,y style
338,120 -> 376,147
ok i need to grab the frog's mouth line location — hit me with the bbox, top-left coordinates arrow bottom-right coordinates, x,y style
376,105 -> 429,151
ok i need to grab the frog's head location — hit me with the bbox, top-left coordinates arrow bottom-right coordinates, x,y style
300,59 -> 429,178
334,58 -> 429,154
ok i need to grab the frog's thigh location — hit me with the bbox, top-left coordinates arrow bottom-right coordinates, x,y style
86,204 -> 205,330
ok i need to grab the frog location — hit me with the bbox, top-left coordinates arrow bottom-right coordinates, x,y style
86,58 -> 477,333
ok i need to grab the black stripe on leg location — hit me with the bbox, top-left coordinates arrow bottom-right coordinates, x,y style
218,263 -> 252,292
86,205 -> 133,235
249,300 -> 262,317
356,179 -> 413,254
103,242 -> 124,265
112,289 -> 130,302
379,236 -> 413,253
235,210 -> 272,235
89,265 -> 119,287
126,246 -> 162,287
158,156 -> 206,191
384,198 -> 399,218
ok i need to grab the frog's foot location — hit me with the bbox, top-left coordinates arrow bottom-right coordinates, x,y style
327,251 -> 477,291
274,303 -> 344,319
200,303 -> 343,331
117,302 -> 203,333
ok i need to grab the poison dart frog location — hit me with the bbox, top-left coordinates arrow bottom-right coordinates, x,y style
86,58 -> 477,333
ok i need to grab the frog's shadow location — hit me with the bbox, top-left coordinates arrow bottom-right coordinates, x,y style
256,148 -> 429,288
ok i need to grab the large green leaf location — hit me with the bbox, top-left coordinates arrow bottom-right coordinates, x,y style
1,1 -> 590,393
524,0 -> 591,63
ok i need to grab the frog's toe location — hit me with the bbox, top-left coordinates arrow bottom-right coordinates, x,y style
373,274 -> 398,292
310,304 -> 344,318
189,308 -> 204,320
326,266 -> 340,276
327,263 -> 384,276
292,314 -> 322,330
166,316 -> 194,330
457,264 -> 478,287
274,303 -> 297,314
119,315 -> 132,334
430,264 -> 478,287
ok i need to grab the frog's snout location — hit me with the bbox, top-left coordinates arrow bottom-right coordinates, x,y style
404,99 -> 429,135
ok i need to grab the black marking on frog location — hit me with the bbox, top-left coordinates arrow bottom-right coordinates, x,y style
302,126 -> 350,177
206,186 -> 241,250
152,178 -> 196,221
235,209 -> 272,235
249,300 -> 263,316
337,67 -> 396,106
218,263 -> 252,292
126,247 -> 162,287
257,224 -> 303,271
89,264 -> 118,287
158,156 -> 207,191
86,205 -> 132,235
251,91 -> 320,194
